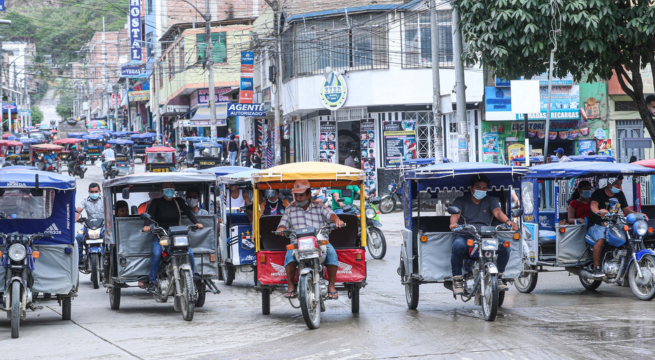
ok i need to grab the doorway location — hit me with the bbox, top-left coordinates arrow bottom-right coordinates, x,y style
617,120 -> 644,163
337,121 -> 361,167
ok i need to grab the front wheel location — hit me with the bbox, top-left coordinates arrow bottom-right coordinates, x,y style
79,171 -> 85,179
262,288 -> 271,315
180,269 -> 195,321
580,275 -> 603,290
515,263 -> 538,293
11,281 -> 20,338
61,296 -> 71,320
109,283 -> 121,310
481,273 -> 499,322
298,273 -> 320,329
628,255 -> 655,301
90,254 -> 99,289
222,265 -> 235,286
367,227 -> 387,260
379,195 -> 396,214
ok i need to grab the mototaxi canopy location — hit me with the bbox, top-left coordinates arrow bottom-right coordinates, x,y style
252,162 -> 365,184
181,136 -> 210,142
67,132 -> 87,138
217,169 -> 260,185
200,166 -> 251,178
18,137 -> 37,144
130,133 -> 157,140
404,162 -> 527,192
145,146 -> 175,153
103,172 -> 217,193
31,144 -> 64,152
524,161 -> 655,180
107,139 -> 135,145
53,138 -> 86,145
194,142 -> 223,149
83,134 -> 105,141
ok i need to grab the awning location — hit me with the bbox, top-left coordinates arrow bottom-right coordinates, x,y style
191,104 -> 228,120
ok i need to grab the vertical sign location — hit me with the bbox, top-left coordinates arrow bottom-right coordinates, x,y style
0,1 -> 5,11
129,0 -> 143,62
360,119 -> 377,197
319,119 -> 336,163
239,51 -> 254,103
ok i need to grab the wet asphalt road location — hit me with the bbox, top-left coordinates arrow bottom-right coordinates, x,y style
1,164 -> 655,359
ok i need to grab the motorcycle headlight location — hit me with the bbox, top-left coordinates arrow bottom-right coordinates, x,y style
87,228 -> 101,239
365,208 -> 376,219
481,238 -> 498,251
173,236 -> 189,247
8,243 -> 26,261
634,221 -> 648,236
297,237 -> 317,253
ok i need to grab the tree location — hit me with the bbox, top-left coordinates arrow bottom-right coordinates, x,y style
56,94 -> 74,119
31,106 -> 43,125
454,0 -> 655,141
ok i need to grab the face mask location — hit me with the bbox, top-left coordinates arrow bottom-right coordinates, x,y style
89,193 -> 100,200
267,198 -> 279,204
610,186 -> 621,194
582,190 -> 592,199
296,199 -> 309,207
186,198 -> 198,208
163,188 -> 176,198
473,190 -> 487,200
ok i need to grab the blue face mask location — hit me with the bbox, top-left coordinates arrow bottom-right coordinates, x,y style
610,186 -> 621,194
163,188 -> 176,198
582,190 -> 592,199
89,193 -> 100,200
473,190 -> 487,200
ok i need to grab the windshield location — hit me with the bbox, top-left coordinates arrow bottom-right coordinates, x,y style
147,152 -> 173,163
30,133 -> 45,141
0,189 -> 54,219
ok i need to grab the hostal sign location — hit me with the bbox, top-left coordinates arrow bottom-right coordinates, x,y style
319,72 -> 347,110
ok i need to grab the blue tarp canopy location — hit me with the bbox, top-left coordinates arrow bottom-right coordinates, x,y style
201,166 -> 251,178
404,162 -> 528,191
194,142 -> 223,149
83,134 -> 105,140
111,131 -> 137,137
18,137 -> 37,144
181,136 -> 210,142
217,169 -> 260,184
525,161 -> 655,179
513,155 -> 616,164
130,133 -> 157,140
68,132 -> 87,138
107,139 -> 134,145
0,169 -> 76,190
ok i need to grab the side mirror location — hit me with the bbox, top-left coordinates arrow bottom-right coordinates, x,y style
131,205 -> 138,215
122,187 -> 130,199
139,213 -> 151,220
512,209 -> 524,217
446,206 -> 461,215
370,196 -> 381,205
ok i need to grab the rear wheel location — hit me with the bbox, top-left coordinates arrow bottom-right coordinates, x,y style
109,283 -> 121,310
379,196 -> 396,214
367,227 -> 387,260
222,265 -> 235,286
180,269 -> 195,321
11,281 -> 20,338
580,275 -> 603,290
194,280 -> 206,307
61,296 -> 71,320
79,171 -> 84,179
400,260 -> 419,310
351,286 -> 360,314
628,254 -> 655,300
515,263 -> 538,293
262,288 -> 271,315
481,273 -> 499,322
90,254 -> 99,289
498,291 -> 505,308
299,273 -> 320,329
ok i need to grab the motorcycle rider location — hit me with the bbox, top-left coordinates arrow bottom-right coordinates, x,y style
275,180 -> 346,299
185,186 -> 209,216
142,182 -> 204,293
588,176 -> 649,277
101,144 -> 115,173
75,183 -> 104,265
44,150 -> 58,171
331,184 -> 368,214
449,174 -> 518,295
68,145 -> 79,169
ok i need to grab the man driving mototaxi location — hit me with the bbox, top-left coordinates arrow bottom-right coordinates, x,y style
275,180 -> 346,300
449,174 -> 518,295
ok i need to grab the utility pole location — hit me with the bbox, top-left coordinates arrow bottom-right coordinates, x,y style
452,7 -> 468,162
204,0 -> 217,141
102,17 -> 110,130
114,83 -> 120,131
275,4 -> 283,165
544,49 -> 556,159
0,36 -> 3,137
154,60 -> 161,140
430,0 -> 443,162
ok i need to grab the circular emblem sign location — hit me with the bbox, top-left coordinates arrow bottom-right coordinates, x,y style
319,72 -> 347,110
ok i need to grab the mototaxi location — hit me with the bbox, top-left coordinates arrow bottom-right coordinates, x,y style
398,162 -> 527,321
82,134 -> 105,164
181,136 -> 210,168
0,140 -> 24,167
252,162 -> 368,329
130,133 -> 156,163
30,144 -> 64,173
18,137 -> 36,164
0,169 -> 79,337
107,139 -> 135,176
192,142 -> 223,170
516,161 -> 655,300
145,146 -> 176,173
53,138 -> 86,164
102,172 -> 221,318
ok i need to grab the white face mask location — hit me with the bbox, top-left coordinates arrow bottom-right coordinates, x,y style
186,198 -> 199,208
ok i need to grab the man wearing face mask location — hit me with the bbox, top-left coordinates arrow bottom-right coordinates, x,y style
261,189 -> 286,216
75,183 -> 104,265
142,182 -> 204,293
185,186 -> 209,216
588,175 -> 648,278
449,175 -> 518,295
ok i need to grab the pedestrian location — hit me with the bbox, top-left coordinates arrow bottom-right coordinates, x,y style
554,148 -> 572,162
228,135 -> 239,165
252,148 -> 263,169
248,141 -> 256,166
240,140 -> 249,166
630,155 -> 638,163
344,150 -> 357,168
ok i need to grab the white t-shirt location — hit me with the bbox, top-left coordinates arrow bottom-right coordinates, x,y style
103,148 -> 115,161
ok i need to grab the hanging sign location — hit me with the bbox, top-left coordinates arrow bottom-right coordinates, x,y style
121,64 -> 146,78
227,103 -> 265,117
239,51 -> 254,103
319,71 -> 347,110
129,0 -> 143,62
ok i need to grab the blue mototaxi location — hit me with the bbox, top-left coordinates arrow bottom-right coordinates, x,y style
206,166 -> 257,285
110,131 -> 138,140
107,139 -> 135,176
517,162 -> 655,298
399,162 -> 528,312
82,134 -> 105,165
67,132 -> 87,139
0,169 -> 78,322
181,137 -> 210,166
193,142 -> 224,169
130,133 -> 157,163
511,155 -> 616,166
18,137 -> 37,163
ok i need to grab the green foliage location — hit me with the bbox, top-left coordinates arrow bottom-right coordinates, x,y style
56,94 -> 74,119
31,106 -> 43,125
455,0 -> 655,139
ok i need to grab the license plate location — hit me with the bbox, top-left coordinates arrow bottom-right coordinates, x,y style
85,239 -> 103,244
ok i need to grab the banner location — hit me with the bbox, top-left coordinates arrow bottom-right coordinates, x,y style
239,51 -> 254,103
121,64 -> 146,78
360,119 -> 377,197
191,88 -> 231,108
128,90 -> 149,102
485,85 -> 581,121
383,121 -> 416,168
227,103 -> 265,117
319,119 -> 336,163
129,0 -> 142,62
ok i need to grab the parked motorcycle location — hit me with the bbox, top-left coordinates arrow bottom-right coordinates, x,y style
77,217 -> 104,289
68,155 -> 87,179
0,231 -> 52,338
140,213 -> 198,321
379,179 -> 402,214
342,197 -> 387,260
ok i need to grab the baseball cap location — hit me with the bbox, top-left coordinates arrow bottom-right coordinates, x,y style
470,174 -> 490,187
291,179 -> 311,194
554,148 -> 565,154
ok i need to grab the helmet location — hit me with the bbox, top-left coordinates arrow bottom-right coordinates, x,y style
106,144 -> 111,148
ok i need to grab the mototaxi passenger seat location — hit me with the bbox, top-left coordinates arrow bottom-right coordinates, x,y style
329,214 -> 359,248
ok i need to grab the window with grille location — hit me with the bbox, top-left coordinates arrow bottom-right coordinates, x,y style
179,39 -> 185,70
196,32 -> 227,64
402,10 -> 453,68
146,32 -> 154,59
407,111 -> 435,158
449,122 -> 458,133
615,101 -> 638,112
169,47 -> 176,79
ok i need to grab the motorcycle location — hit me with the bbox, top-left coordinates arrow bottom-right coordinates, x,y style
77,217 -> 104,289
140,213 -> 198,321
342,197 -> 387,260
103,159 -> 118,179
0,231 -> 52,338
275,223 -> 337,329
444,206 -> 521,321
174,157 -> 186,172
380,179 -> 402,214
68,155 -> 87,179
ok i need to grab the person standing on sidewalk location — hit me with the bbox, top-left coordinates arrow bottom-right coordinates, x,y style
228,135 -> 239,165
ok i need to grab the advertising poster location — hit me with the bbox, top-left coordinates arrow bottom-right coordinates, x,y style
483,132 -> 499,154
507,143 -> 525,164
383,121 -> 416,169
319,119 -> 336,163
578,140 -> 595,155
597,139 -> 612,156
360,119 -> 376,197
239,51 -> 254,103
